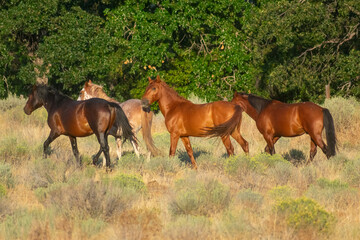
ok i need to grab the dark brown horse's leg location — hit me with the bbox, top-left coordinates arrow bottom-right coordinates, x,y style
264,135 -> 276,155
180,137 -> 197,170
221,136 -> 234,156
43,131 -> 59,158
231,130 -> 249,154
307,138 -> 318,164
308,132 -> 327,159
95,132 -> 111,168
69,136 -> 81,166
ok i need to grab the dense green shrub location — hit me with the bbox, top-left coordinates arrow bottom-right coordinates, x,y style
111,173 -> 147,193
268,185 -> 294,203
275,197 -> 335,233
169,177 -> 230,216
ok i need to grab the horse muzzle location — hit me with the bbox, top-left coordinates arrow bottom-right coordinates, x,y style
141,99 -> 151,113
23,106 -> 32,115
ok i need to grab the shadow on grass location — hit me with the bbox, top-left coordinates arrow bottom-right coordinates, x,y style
178,149 -> 209,165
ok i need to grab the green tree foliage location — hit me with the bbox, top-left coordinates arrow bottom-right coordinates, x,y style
243,0 -> 360,102
0,0 -> 359,102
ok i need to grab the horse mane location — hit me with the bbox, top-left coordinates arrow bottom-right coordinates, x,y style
87,83 -> 119,103
247,94 -> 272,114
36,84 -> 71,102
159,81 -> 190,103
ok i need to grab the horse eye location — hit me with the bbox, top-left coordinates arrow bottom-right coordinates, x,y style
152,87 -> 156,91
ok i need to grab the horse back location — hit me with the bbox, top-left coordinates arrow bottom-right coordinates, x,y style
120,99 -> 142,131
165,101 -> 237,136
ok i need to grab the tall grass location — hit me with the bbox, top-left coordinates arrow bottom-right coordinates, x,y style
0,95 -> 359,239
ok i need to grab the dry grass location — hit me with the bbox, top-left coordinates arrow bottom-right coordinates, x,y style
0,95 -> 359,239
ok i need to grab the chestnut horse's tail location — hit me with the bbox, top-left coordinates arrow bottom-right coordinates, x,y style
110,102 -> 138,146
140,109 -> 161,156
203,105 -> 243,138
323,108 -> 337,158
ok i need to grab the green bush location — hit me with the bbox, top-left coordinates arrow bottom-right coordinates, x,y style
275,197 -> 335,233
224,153 -> 291,176
0,94 -> 26,111
39,180 -> 140,220
217,211 -> 254,239
0,184 -> 6,198
164,215 -> 214,240
0,137 -> 30,164
268,185 -> 294,203
169,177 -> 230,216
144,155 -> 178,173
79,218 -> 107,239
267,161 -> 294,185
306,178 -> 359,208
111,173 -> 147,193
236,189 -> 263,209
0,163 -> 14,188
341,158 -> 360,187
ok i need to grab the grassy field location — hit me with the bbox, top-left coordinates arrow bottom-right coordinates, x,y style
0,95 -> 359,240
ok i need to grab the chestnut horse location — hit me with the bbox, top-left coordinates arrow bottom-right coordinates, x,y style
24,84 -> 136,168
78,80 -> 160,159
141,76 -> 249,169
229,91 -> 337,163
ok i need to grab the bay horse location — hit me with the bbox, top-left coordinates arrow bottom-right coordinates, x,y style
78,80 -> 160,159
141,75 -> 249,169
228,91 -> 337,163
24,84 -> 136,168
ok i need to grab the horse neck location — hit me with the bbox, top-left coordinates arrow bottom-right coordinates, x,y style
90,88 -> 120,104
43,91 -> 71,112
158,86 -> 189,117
243,100 -> 259,120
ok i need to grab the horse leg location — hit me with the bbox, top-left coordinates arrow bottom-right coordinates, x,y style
221,136 -> 234,156
69,136 -> 81,166
308,133 -> 328,159
263,134 -> 276,155
115,137 -> 122,160
264,136 -> 279,154
169,133 -> 180,157
131,139 -> 140,158
231,130 -> 249,154
96,132 -> 111,168
180,137 -> 197,169
43,131 -> 59,158
306,139 -> 317,164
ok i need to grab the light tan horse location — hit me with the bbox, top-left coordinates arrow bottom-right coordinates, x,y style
78,80 -> 160,160
141,76 -> 249,169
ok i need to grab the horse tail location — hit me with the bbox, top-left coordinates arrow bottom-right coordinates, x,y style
323,108 -> 337,158
203,105 -> 243,138
109,102 -> 138,146
141,109 -> 161,156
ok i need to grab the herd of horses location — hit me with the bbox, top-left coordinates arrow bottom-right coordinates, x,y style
24,75 -> 337,169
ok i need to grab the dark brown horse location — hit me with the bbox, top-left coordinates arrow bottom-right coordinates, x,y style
78,80 -> 160,160
141,76 -> 248,169
24,84 -> 136,168
227,91 -> 336,162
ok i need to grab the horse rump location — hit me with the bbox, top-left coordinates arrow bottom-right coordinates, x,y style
109,102 -> 138,146
202,105 -> 243,138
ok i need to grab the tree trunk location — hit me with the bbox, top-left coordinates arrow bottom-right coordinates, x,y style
325,84 -> 331,99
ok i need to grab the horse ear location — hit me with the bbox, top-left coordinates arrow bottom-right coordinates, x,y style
88,80 -> 92,84
155,75 -> 161,82
234,90 -> 238,96
148,77 -> 152,83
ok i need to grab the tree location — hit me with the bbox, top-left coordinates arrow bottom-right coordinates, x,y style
242,0 -> 360,102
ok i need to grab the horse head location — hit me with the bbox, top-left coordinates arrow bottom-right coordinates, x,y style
24,84 -> 48,115
231,91 -> 249,111
141,75 -> 162,112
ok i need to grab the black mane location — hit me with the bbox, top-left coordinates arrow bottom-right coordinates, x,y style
36,84 -> 72,102
247,94 -> 272,114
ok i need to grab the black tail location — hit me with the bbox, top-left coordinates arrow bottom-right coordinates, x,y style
109,102 -> 138,146
202,105 -> 243,138
323,108 -> 337,158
